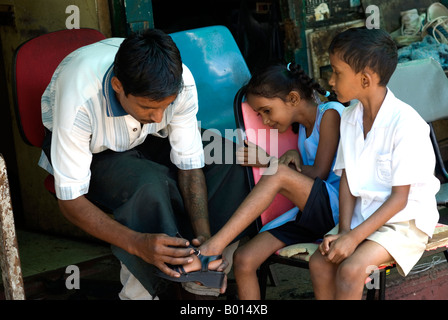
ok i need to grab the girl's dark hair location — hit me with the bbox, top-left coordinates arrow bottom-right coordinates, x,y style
329,27 -> 398,86
244,63 -> 338,133
245,63 -> 338,103
114,28 -> 183,101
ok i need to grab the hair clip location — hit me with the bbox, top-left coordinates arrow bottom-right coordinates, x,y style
286,62 -> 292,71
325,91 -> 331,97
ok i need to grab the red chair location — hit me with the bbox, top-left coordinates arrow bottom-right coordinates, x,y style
234,86 -> 312,299
233,86 -> 298,229
12,28 -> 106,194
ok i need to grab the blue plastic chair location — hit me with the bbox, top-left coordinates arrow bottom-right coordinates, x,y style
170,26 -> 251,135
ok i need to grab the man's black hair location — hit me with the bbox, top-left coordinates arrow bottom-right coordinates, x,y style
114,28 -> 183,100
329,27 -> 398,86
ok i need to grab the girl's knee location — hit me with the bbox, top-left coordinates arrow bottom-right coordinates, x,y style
272,163 -> 293,179
233,247 -> 250,268
233,247 -> 258,274
259,163 -> 290,181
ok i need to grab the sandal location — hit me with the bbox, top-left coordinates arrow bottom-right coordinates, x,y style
156,248 -> 225,289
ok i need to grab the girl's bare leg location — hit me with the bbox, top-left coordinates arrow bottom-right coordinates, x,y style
198,164 -> 313,258
233,232 -> 285,300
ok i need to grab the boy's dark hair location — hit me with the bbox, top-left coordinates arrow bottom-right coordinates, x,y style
114,28 -> 183,100
329,27 -> 398,86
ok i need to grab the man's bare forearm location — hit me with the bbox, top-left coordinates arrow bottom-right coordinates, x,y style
58,196 -> 194,275
58,196 -> 142,255
178,168 -> 211,240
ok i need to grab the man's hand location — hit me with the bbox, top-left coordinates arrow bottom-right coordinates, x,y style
58,197 -> 196,278
134,233 -> 195,278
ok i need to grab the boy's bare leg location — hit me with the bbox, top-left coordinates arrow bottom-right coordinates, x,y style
334,240 -> 392,300
310,239 -> 392,300
309,251 -> 338,299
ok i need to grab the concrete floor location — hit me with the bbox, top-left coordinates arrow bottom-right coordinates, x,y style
0,229 -> 117,300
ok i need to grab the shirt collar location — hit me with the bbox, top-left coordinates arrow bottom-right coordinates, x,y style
369,88 -> 395,129
103,64 -> 128,117
347,88 -> 394,129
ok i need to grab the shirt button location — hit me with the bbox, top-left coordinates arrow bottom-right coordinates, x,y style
133,128 -> 138,132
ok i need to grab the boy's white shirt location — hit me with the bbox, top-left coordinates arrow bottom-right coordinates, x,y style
334,89 -> 440,237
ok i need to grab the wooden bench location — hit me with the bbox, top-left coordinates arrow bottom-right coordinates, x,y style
274,223 -> 448,300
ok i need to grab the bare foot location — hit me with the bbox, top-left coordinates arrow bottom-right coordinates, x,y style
181,249 -> 223,274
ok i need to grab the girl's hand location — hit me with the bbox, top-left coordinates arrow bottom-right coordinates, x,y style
279,150 -> 302,172
236,140 -> 272,167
